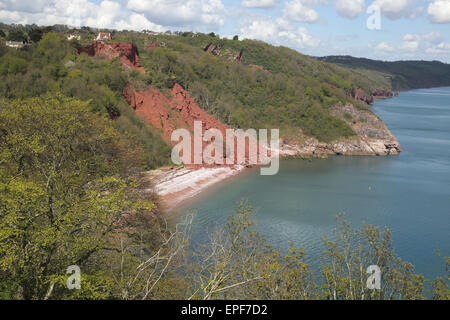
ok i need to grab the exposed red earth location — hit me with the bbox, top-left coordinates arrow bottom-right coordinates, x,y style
122,83 -> 228,143
78,42 -> 144,72
122,83 -> 266,168
146,41 -> 158,50
123,83 -> 235,168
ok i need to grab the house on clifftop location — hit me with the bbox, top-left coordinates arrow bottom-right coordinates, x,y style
95,32 -> 111,41
65,34 -> 81,41
5,41 -> 26,49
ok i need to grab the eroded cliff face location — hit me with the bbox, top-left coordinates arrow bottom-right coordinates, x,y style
279,102 -> 401,157
351,87 -> 398,104
78,42 -> 143,72
122,83 -> 270,167
372,89 -> 394,99
123,83 -> 228,142
123,83 -> 240,167
351,87 -> 374,104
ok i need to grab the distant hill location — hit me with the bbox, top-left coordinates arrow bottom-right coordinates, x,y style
317,55 -> 450,90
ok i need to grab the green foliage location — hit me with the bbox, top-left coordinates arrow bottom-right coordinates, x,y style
0,31 -> 171,169
0,55 -> 28,76
182,203 -> 447,300
6,29 -> 27,42
0,94 -> 163,299
0,24 -> 447,301
130,33 -> 376,142
28,28 -> 44,43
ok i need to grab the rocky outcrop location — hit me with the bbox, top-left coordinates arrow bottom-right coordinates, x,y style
204,43 -> 221,55
323,82 -> 337,89
78,42 -> 143,72
351,87 -> 374,104
279,102 -> 401,157
372,89 -> 394,99
351,87 -> 396,104
146,41 -> 157,49
235,49 -> 244,62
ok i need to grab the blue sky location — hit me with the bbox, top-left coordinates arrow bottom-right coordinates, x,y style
1,0 -> 449,62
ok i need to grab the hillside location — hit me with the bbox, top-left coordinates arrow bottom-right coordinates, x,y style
2,24 -> 447,301
317,55 -> 450,90
0,25 -> 402,169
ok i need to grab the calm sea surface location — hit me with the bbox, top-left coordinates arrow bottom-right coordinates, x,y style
176,87 -> 450,279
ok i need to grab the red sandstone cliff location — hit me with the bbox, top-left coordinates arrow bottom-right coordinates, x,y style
123,83 -> 228,142
122,83 -> 264,167
78,42 -> 143,72
123,83 -> 237,167
351,87 -> 396,104
372,89 -> 394,99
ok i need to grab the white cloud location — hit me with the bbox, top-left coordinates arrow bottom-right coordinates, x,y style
372,0 -> 420,20
375,41 -> 394,52
0,0 -> 52,13
426,42 -> 450,54
241,0 -> 281,8
126,0 -> 226,28
0,0 -> 164,31
282,0 -> 319,23
401,40 -> 419,51
427,0 -> 450,23
400,31 -> 448,54
402,33 -> 419,42
239,15 -> 320,49
421,31 -> 444,44
401,33 -> 419,51
334,0 -> 365,19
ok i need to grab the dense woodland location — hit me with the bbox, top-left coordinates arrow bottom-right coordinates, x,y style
0,24 -> 448,300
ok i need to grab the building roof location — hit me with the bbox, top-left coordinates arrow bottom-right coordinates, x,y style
97,32 -> 111,39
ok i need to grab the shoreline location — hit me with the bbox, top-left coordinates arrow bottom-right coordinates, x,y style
146,151 -> 398,212
146,100 -> 403,211
145,165 -> 246,211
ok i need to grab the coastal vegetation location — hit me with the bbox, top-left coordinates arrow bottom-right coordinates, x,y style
0,23 -> 448,300
0,24 -> 391,145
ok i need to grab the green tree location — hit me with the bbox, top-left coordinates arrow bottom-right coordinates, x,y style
0,94 -> 158,299
28,28 -> 44,43
6,29 -> 27,42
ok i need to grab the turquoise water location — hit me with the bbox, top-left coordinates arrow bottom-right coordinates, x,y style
176,87 -> 450,279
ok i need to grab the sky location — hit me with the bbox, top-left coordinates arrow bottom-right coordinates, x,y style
0,0 -> 450,62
